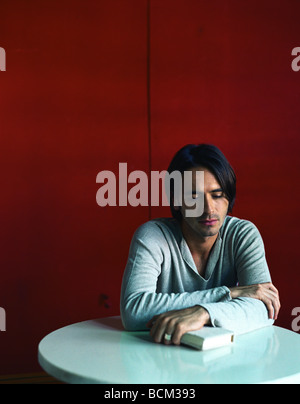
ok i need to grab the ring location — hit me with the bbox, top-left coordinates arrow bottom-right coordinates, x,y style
164,333 -> 172,341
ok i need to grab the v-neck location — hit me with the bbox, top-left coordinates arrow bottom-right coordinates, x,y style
180,233 -> 222,281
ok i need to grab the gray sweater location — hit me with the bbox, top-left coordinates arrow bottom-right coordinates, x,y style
120,216 -> 274,335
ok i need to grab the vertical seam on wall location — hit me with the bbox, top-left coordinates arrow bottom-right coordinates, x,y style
147,0 -> 152,220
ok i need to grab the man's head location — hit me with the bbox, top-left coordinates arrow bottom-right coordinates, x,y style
167,144 -> 236,238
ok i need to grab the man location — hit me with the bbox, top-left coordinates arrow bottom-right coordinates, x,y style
120,144 -> 280,345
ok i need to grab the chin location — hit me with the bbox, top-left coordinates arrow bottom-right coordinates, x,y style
197,225 -> 220,238
202,230 -> 219,238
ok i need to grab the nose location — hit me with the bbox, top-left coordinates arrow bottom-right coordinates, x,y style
203,194 -> 214,215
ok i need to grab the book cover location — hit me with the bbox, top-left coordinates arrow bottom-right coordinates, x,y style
181,327 -> 235,351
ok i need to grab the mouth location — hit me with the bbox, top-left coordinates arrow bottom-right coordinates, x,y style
198,218 -> 219,226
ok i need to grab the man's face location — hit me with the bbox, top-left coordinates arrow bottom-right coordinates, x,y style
178,167 -> 229,240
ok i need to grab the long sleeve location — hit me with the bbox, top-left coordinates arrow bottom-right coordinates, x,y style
120,221 -> 231,330
201,220 -> 274,335
200,298 -> 274,335
120,217 -> 275,335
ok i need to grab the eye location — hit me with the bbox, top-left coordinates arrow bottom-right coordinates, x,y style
212,193 -> 224,199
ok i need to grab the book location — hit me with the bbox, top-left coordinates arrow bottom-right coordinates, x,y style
181,326 -> 235,351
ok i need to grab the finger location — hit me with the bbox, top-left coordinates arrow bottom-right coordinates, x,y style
267,297 -> 280,320
149,313 -> 166,338
268,284 -> 279,297
149,319 -> 161,341
151,316 -> 170,344
262,290 -> 281,320
264,284 -> 280,307
265,300 -> 274,320
272,297 -> 281,320
146,316 -> 157,329
172,323 -> 186,345
258,292 -> 274,320
256,287 -> 277,316
163,322 -> 176,345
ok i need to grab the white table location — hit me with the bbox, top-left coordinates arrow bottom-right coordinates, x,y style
38,316 -> 300,384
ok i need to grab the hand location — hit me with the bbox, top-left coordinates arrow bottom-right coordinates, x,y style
146,306 -> 211,346
229,282 -> 281,320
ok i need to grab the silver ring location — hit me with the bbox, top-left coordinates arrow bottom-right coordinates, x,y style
164,333 -> 172,341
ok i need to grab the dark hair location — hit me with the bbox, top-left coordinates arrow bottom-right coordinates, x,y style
167,144 -> 236,220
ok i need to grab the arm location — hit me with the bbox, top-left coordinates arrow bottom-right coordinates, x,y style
229,283 -> 280,320
148,220 -> 280,343
120,222 -> 231,331
189,221 -> 279,335
147,297 -> 274,345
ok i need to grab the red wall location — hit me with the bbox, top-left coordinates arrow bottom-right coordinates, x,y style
149,0 -> 300,333
0,0 -> 300,374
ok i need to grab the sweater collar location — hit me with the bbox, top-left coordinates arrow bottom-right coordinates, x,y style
180,230 -> 223,281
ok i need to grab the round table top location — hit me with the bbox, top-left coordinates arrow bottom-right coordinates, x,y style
38,316 -> 300,384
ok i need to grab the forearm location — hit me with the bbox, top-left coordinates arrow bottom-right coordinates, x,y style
120,286 -> 231,331
200,297 -> 274,335
229,283 -> 280,320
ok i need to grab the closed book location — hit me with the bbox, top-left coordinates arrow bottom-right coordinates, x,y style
181,326 -> 235,351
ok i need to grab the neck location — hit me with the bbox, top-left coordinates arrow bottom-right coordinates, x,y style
180,220 -> 218,257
